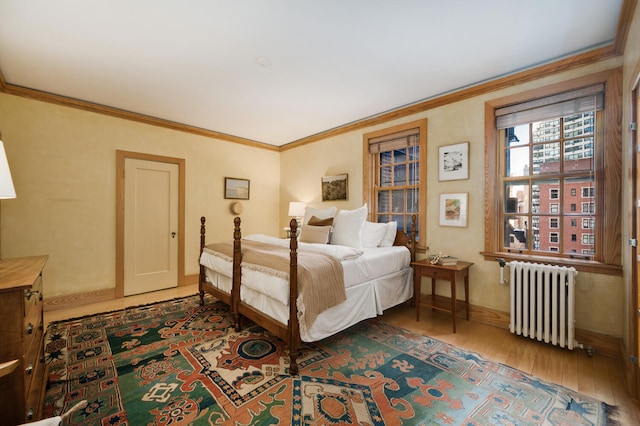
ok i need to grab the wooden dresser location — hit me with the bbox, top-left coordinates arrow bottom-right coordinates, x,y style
0,255 -> 48,425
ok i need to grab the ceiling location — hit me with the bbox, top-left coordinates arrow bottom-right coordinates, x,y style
0,1 -> 624,146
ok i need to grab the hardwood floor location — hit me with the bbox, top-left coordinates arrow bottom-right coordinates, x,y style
45,284 -> 640,425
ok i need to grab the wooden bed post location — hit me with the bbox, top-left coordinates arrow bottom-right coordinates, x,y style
288,218 -> 300,375
199,216 -> 206,306
232,216 -> 242,332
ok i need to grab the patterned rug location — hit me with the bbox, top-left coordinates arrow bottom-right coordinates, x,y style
43,294 -> 617,425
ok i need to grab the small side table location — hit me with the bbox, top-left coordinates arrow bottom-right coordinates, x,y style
412,259 -> 474,333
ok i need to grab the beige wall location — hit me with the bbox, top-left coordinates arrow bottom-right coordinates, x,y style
280,58 -> 626,338
0,93 -> 280,297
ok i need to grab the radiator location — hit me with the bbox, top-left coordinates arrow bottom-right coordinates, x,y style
509,261 -> 578,349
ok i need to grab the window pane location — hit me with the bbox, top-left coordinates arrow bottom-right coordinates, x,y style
380,165 -> 392,187
408,162 -> 419,185
406,188 -> 418,213
380,151 -> 392,165
532,142 -> 560,174
395,163 -> 406,185
532,119 -> 560,143
564,112 -> 594,138
563,216 -> 594,255
392,190 -> 404,213
532,179 -> 559,213
564,176 -> 594,207
504,216 -> 528,249
564,137 -> 593,171
393,148 -> 406,163
505,182 -> 529,213
377,191 -> 390,213
408,146 -> 420,161
532,215 -> 557,253
506,146 -> 530,177
506,125 -> 529,147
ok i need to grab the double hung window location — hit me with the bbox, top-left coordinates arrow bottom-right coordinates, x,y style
484,70 -> 622,274
363,119 -> 427,248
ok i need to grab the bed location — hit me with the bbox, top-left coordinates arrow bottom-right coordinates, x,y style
198,206 -> 416,374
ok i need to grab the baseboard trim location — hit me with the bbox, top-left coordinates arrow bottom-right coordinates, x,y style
474,304 -> 621,359
44,287 -> 116,312
44,274 -> 199,312
45,284 -> 622,359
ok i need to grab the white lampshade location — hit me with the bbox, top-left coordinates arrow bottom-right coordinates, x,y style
0,140 -> 16,199
288,201 -> 306,217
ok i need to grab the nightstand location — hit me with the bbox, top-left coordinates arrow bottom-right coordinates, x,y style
411,259 -> 473,333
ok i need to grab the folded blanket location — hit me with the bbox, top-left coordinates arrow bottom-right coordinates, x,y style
204,240 -> 346,334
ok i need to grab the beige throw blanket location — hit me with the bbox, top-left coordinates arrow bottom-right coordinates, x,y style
204,240 -> 346,335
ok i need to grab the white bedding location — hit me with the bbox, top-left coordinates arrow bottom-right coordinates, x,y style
200,234 -> 413,341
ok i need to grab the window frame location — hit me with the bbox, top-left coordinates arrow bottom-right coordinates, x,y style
482,69 -> 622,275
363,119 -> 427,251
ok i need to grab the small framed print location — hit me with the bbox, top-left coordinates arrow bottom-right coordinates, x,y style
224,177 -> 250,200
439,192 -> 468,227
321,174 -> 348,201
439,142 -> 469,181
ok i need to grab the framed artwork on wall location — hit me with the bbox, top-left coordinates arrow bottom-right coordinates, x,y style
438,142 -> 469,181
439,192 -> 468,227
224,177 -> 250,200
321,174 -> 348,201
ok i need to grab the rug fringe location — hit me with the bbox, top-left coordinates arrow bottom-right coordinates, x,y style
604,402 -> 621,425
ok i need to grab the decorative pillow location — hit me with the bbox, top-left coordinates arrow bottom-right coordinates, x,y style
303,206 -> 337,225
361,221 -> 389,248
330,204 -> 368,248
308,216 -> 334,226
378,221 -> 398,247
299,225 -> 332,244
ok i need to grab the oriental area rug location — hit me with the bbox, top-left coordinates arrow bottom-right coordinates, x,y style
43,295 -> 617,425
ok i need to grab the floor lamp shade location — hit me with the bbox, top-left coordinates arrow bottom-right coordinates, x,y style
0,140 -> 16,199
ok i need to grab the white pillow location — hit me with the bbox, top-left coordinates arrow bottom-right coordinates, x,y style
330,205 -> 368,248
378,221 -> 398,247
303,206 -> 337,225
361,221 -> 388,248
299,225 -> 332,244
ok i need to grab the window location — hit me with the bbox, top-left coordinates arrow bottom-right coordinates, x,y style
363,119 -> 427,249
582,187 -> 594,198
549,218 -> 558,228
484,70 -> 622,274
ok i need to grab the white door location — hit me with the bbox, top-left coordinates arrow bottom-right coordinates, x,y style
124,158 -> 179,296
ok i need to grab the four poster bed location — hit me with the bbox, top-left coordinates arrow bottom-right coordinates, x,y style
198,208 -> 416,374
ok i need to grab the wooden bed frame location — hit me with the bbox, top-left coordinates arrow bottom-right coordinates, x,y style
198,215 -> 416,374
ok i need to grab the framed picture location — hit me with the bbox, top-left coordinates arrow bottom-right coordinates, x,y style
321,174 -> 348,201
439,192 -> 468,227
224,177 -> 250,200
439,142 -> 469,181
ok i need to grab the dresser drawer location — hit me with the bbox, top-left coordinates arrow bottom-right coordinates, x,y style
25,337 -> 46,422
24,316 -> 44,397
24,273 -> 43,319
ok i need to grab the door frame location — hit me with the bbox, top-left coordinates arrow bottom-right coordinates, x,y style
116,150 -> 186,298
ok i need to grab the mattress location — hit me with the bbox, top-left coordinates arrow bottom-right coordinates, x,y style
199,234 -> 413,341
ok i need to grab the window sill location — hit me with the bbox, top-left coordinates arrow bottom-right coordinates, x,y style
480,251 -> 622,276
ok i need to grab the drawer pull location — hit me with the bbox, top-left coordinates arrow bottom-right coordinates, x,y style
25,364 -> 33,375
25,289 -> 40,301
26,323 -> 34,334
